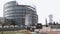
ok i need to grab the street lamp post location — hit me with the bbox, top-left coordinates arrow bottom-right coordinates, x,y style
1,23 -> 4,34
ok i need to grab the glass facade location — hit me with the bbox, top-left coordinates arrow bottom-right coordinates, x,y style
4,1 -> 38,27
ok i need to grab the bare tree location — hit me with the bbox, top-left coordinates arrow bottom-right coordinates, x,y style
11,20 -> 16,28
4,19 -> 12,25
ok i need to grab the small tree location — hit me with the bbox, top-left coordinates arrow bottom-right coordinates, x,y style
4,19 -> 12,25
11,20 -> 16,28
36,23 -> 42,31
0,21 -> 4,34
0,21 -> 2,25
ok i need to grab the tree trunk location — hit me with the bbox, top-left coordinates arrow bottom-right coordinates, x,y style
2,25 -> 4,34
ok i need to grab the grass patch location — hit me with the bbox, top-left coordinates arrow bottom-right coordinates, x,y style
0,31 -> 17,34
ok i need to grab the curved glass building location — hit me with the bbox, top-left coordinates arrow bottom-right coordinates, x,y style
3,1 -> 38,27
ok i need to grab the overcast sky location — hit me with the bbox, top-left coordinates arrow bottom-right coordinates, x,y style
0,0 -> 60,24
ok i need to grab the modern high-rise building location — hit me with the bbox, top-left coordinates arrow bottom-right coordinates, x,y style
3,1 -> 38,27
49,14 -> 53,23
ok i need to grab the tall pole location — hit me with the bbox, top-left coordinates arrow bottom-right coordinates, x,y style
45,18 -> 47,26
